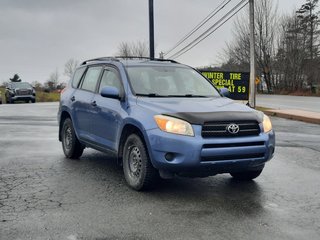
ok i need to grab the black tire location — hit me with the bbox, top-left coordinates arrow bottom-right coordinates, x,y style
230,169 -> 263,180
32,99 -> 36,103
61,118 -> 84,159
123,134 -> 159,191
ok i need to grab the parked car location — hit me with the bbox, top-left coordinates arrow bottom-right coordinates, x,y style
5,82 -> 36,103
58,57 -> 275,191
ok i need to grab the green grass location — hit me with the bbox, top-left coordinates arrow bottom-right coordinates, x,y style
256,106 -> 272,111
36,91 -> 60,102
0,87 -> 60,103
0,87 -> 5,103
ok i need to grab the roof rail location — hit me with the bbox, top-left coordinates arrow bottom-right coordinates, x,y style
81,57 -> 120,65
81,56 -> 179,65
113,56 -> 179,63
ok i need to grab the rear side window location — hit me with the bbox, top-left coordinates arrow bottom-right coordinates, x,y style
80,66 -> 102,92
72,67 -> 86,88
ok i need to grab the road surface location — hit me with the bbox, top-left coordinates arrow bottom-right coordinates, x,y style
0,102 -> 320,240
257,94 -> 320,113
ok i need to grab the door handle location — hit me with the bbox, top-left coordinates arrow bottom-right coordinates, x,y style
70,96 -> 75,102
91,101 -> 97,107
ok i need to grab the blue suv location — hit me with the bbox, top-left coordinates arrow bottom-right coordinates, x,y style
58,57 -> 275,190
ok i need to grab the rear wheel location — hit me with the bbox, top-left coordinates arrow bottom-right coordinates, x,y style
230,169 -> 263,180
123,134 -> 159,191
61,118 -> 84,159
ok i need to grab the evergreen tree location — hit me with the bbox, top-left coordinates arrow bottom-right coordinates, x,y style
10,74 -> 22,82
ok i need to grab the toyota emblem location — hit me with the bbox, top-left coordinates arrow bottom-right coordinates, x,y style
226,123 -> 240,134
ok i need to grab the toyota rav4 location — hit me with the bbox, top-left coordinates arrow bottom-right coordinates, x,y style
58,57 -> 275,190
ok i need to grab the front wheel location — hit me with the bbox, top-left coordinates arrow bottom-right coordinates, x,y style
230,169 -> 263,180
123,134 -> 159,191
61,118 -> 84,159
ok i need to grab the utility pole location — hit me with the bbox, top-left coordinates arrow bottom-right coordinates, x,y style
149,0 -> 155,59
249,0 -> 256,108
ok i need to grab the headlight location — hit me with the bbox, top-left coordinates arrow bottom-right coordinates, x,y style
262,114 -> 272,133
154,115 -> 194,136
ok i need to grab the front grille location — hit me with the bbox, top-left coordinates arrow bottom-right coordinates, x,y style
16,89 -> 32,95
203,141 -> 265,149
202,120 -> 260,138
201,153 -> 265,162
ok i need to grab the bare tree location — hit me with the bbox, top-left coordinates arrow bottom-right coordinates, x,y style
222,0 -> 279,93
274,14 -> 308,91
117,42 -> 132,57
64,58 -> 79,78
255,0 -> 278,92
132,41 -> 149,57
31,81 -> 43,90
116,41 -> 148,58
46,69 -> 59,90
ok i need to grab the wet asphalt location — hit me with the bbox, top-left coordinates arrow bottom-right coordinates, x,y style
0,102 -> 319,240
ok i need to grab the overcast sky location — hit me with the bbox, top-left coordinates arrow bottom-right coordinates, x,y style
0,0 -> 306,84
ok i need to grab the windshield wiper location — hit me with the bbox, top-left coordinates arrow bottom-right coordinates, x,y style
136,93 -> 169,97
167,94 -> 209,98
136,93 -> 211,98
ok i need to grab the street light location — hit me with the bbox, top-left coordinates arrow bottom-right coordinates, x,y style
149,0 -> 155,59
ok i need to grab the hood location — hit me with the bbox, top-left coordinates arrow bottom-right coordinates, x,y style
136,97 -> 263,125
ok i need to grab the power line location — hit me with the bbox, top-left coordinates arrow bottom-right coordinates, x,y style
164,0 -> 232,57
168,0 -> 248,60
168,0 -> 247,59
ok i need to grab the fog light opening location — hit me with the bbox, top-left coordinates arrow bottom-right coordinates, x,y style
270,146 -> 275,155
165,152 -> 175,161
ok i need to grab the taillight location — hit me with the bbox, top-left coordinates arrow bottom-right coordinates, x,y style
60,87 -> 67,94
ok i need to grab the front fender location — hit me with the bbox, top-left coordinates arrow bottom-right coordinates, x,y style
117,117 -> 158,168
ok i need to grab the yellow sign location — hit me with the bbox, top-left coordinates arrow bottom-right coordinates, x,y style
255,77 -> 260,85
200,71 -> 249,100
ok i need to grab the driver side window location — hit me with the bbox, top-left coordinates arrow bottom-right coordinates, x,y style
99,68 -> 122,93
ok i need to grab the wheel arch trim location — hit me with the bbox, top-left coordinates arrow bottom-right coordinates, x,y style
58,108 -> 80,142
117,120 -> 155,168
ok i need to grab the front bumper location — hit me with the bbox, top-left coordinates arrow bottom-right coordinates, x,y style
146,125 -> 275,176
11,95 -> 35,101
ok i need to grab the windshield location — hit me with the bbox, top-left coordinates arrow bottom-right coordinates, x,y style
10,82 -> 32,89
126,66 -> 220,97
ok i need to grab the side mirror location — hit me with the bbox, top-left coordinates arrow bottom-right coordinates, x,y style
219,87 -> 230,97
100,86 -> 121,100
